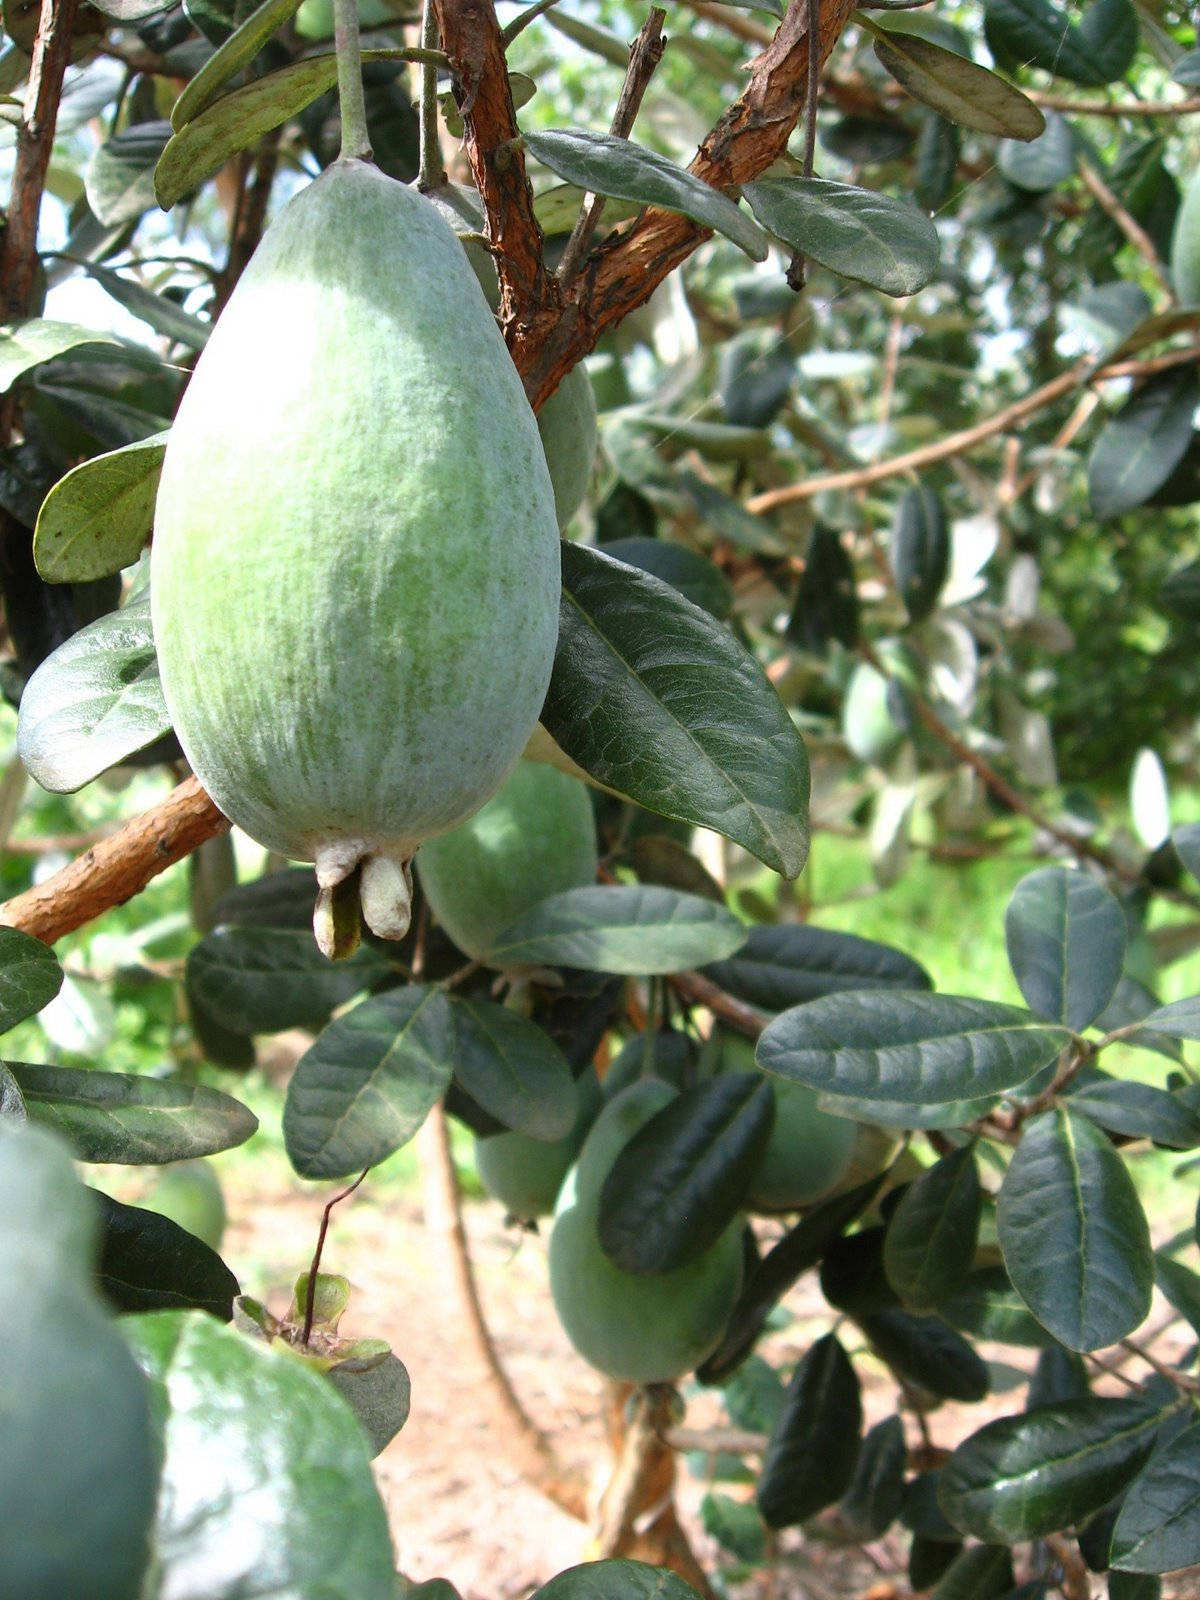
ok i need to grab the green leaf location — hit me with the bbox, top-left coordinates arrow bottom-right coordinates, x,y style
531,1561 -> 703,1600
172,0 -> 304,129
939,1396 -> 1164,1541
702,1491 -> 766,1563
600,536 -> 733,619
983,0 -> 1138,85
1064,1078 -> 1200,1149
859,1309 -> 989,1401
92,1190 -> 240,1318
522,128 -> 769,262
743,178 -> 940,296
721,1353 -> 787,1432
1174,823 -> 1200,883
0,925 -> 63,1032
883,1145 -> 981,1311
15,595 -> 171,791
65,260 -> 210,351
125,1310 -> 396,1598
33,431 -> 168,583
1108,1575 -> 1163,1600
757,1333 -> 862,1528
815,1088 -> 1001,1130
930,1546 -> 1013,1600
86,122 -> 171,226
997,1107 -> 1154,1351
597,1074 -> 774,1273
1004,866 -> 1126,1031
787,521 -> 860,655
758,992 -> 1069,1111
837,1413 -> 907,1539
0,1126 -> 159,1600
186,925 -> 391,1035
447,995 -> 576,1140
821,1224 -> 901,1318
703,923 -> 930,1014
0,318 -> 119,394
997,109 -> 1076,192
1110,1422 -> 1200,1573
283,984 -> 454,1179
1153,1252 -> 1200,1337
1088,367 -> 1200,519
10,1062 -> 258,1164
544,543 -> 810,879
326,1351 -> 410,1459
866,21 -> 1044,139
939,1266 -> 1056,1347
890,483 -> 950,623
487,884 -> 747,976
1132,995 -> 1200,1041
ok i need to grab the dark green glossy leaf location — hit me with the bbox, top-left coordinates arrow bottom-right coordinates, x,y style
92,1190 -> 239,1318
997,1107 -> 1154,1351
821,1225 -> 900,1319
211,866 -> 316,929
837,1414 -> 907,1539
9,1062 -> 258,1163
743,177 -> 940,296
447,995 -> 576,1141
860,1309 -> 989,1401
868,21 -> 1044,138
720,1353 -> 786,1433
545,543 -> 810,878
757,1334 -> 862,1528
523,129 -> 768,262
1004,866 -> 1126,1030
939,1266 -> 1055,1348
0,318 -> 120,395
821,115 -> 913,166
1134,995 -> 1200,1041
1110,1424 -> 1200,1574
910,1537 -> 962,1591
327,1352 -> 410,1459
1065,1078 -> 1200,1149
1098,978 -> 1184,1064
998,110 -> 1075,192
0,1127 -> 158,1600
171,0 -> 303,129
33,431 -> 168,582
719,333 -> 795,430
914,112 -> 960,211
0,925 -> 63,1032
883,1146 -> 981,1311
890,484 -> 949,623
903,1470 -> 961,1540
600,536 -> 733,619
939,1397 -> 1164,1541
16,595 -> 171,791
931,1546 -> 1013,1600
814,1088 -> 1001,1129
1088,368 -> 1199,519
758,992 -> 1068,1111
283,984 -> 454,1179
1108,1575 -> 1162,1600
703,924 -> 930,1014
983,0 -> 1138,86
1028,1346 -> 1091,1408
597,1075 -> 774,1273
488,884 -> 747,976
787,522 -> 859,655
187,925 -> 391,1035
86,122 -> 171,226
1153,1252 -> 1200,1337
125,1310 -> 396,1597
531,1560 -> 703,1600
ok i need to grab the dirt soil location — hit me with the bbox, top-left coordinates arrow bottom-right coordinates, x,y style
214,1167 -> 1200,1600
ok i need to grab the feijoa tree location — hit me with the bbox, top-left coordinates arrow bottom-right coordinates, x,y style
2,0 -> 1200,1594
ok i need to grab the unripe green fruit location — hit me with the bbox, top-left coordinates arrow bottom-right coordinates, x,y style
842,661 -> 905,764
1171,166 -> 1200,307
714,1032 -> 856,1211
140,1160 -> 226,1251
416,760 -> 598,963
474,1069 -> 603,1220
152,160 -> 559,953
549,1081 -> 743,1383
294,0 -> 394,38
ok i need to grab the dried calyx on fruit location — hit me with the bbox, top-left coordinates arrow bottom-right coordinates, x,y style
151,158 -> 561,958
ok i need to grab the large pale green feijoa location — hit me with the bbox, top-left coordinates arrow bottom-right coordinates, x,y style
152,158 -> 560,947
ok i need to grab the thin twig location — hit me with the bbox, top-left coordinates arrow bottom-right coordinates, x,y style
1031,91 -> 1200,116
302,1168 -> 370,1345
557,8 -> 667,285
1078,159 -> 1175,301
1118,1337 -> 1200,1396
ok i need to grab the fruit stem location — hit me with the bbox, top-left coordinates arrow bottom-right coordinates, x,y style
332,0 -> 372,162
417,0 -> 445,190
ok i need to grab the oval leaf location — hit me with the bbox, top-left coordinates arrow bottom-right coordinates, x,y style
1110,1421 -> 1200,1574
172,0 -> 304,129
282,985 -> 454,1179
938,1266 -> 1056,1348
523,127 -> 769,262
597,1074 -> 774,1273
0,926 -> 63,1032
983,0 -> 1138,86
186,925 -> 391,1035
1088,367 -> 1199,519
869,23 -> 1044,139
757,1333 -> 862,1528
532,1562 -> 703,1600
1004,866 -> 1126,1031
860,1309 -> 989,1402
702,923 -> 931,1014
758,992 -> 1069,1111
0,318 -> 120,394
16,596 -> 171,792
447,995 -> 577,1140
743,177 -> 940,296
92,1190 -> 240,1319
883,1145 -> 981,1311
996,1106 -> 1154,1351
488,884 -> 747,975
544,542 -> 810,879
1064,1078 -> 1200,1150
86,122 -> 171,226
891,483 -> 950,623
33,431 -> 168,583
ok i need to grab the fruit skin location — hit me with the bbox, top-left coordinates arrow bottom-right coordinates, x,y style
151,159 -> 559,941
548,1081 -> 744,1383
294,0 -> 395,38
715,1031 -> 857,1211
140,1159 -> 226,1250
1171,166 -> 1200,307
474,1068 -> 603,1220
416,759 -> 598,962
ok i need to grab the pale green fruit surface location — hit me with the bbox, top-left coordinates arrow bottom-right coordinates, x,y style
538,366 -> 597,530
1171,165 -> 1200,307
549,1080 -> 742,1383
474,1068 -> 603,1220
294,0 -> 394,38
416,759 -> 597,962
140,1159 -> 226,1250
152,160 -> 559,923
842,660 -> 904,764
